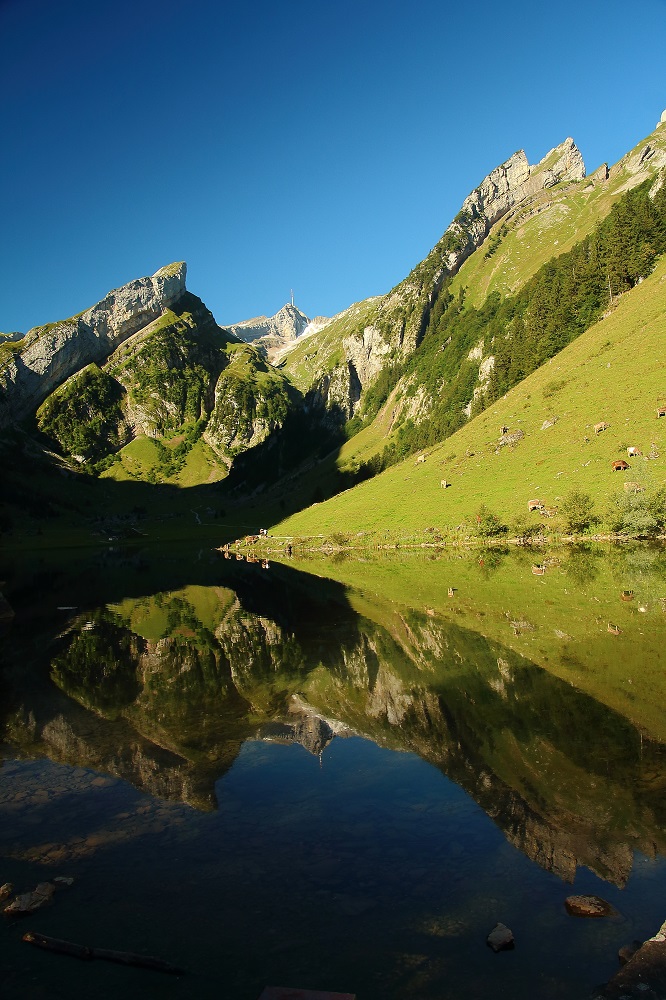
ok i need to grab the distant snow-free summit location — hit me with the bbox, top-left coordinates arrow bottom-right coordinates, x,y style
223,302 -> 332,359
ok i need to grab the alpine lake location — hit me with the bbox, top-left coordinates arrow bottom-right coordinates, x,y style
2,540 -> 666,1000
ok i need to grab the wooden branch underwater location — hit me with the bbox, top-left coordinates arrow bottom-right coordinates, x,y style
22,931 -> 185,975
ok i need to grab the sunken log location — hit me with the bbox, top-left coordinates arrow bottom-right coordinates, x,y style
22,932 -> 185,975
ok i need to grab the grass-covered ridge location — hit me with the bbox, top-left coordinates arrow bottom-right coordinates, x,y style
274,252 -> 666,539
343,177 -> 666,472
449,126 -> 666,308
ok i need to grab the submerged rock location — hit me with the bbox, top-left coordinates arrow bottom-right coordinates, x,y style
487,922 -> 515,951
4,882 -> 55,915
619,940 -> 643,965
564,894 -> 617,918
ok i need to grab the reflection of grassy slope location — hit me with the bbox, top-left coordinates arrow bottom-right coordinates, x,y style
43,562 -> 666,869
108,584 -> 236,640
276,255 -> 666,537
285,547 -> 666,742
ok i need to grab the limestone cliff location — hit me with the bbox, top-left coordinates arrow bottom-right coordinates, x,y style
287,138 -> 586,426
0,263 -> 187,428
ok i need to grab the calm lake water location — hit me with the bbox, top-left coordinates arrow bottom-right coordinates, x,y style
2,542 -> 666,999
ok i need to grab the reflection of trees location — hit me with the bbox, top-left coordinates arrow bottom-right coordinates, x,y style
475,546 -> 508,579
51,616 -> 142,717
563,544 -> 601,586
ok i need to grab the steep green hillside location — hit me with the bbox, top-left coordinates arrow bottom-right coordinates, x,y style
275,123 -> 666,492
274,252 -> 666,539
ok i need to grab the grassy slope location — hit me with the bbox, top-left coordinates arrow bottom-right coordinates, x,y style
275,254 -> 666,537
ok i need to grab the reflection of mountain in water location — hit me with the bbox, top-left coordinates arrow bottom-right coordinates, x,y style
2,559 -> 666,885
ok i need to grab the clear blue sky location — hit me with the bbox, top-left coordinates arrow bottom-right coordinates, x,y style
1,0 -> 665,333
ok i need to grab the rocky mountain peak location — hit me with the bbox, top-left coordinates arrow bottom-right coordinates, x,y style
377,137 -> 586,354
225,302 -> 310,345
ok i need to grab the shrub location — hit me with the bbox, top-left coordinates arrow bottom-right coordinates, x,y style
560,491 -> 597,533
476,505 -> 508,537
605,488 -> 666,536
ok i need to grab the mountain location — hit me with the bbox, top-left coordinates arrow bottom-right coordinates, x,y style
270,117 -> 666,539
2,110 -> 666,544
0,264 -> 299,485
224,301 -> 317,359
0,263 -> 188,427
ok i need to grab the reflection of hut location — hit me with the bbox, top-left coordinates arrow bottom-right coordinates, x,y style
612,460 -> 630,471
621,590 -> 634,602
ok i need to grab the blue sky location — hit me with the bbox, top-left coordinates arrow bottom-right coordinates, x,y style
1,0 -> 665,333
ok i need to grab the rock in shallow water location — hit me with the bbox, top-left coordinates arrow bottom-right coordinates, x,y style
4,882 -> 55,915
564,894 -> 617,918
486,922 -> 515,952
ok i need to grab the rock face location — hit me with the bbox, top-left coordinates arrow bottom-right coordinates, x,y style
0,263 -> 187,428
342,324 -> 391,387
597,919 -> 666,999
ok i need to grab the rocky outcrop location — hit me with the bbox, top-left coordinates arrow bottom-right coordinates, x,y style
302,322 -> 391,423
0,263 -> 187,427
377,139 -> 586,354
305,362 -> 362,424
204,358 -> 294,458
342,324 -> 391,387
